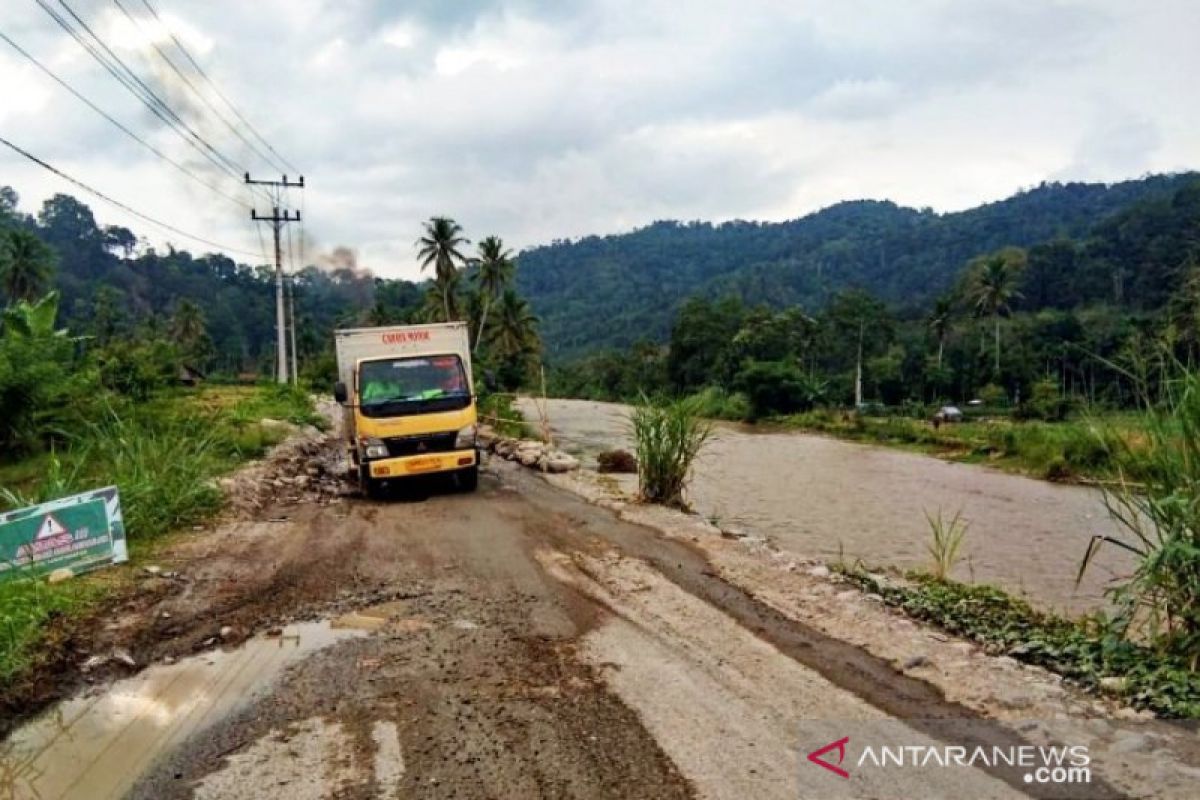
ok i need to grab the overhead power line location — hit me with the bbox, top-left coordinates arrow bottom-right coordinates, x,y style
0,132 -> 260,259
0,28 -> 249,211
109,0 -> 288,174
139,0 -> 300,175
35,0 -> 269,203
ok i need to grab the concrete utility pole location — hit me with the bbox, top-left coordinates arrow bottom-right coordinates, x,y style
246,173 -> 303,383
287,275 -> 298,384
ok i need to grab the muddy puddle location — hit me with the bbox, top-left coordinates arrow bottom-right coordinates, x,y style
520,398 -> 1132,615
0,621 -> 364,800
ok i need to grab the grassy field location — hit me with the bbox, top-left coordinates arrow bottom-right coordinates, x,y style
0,383 -> 319,691
773,409 -> 1150,484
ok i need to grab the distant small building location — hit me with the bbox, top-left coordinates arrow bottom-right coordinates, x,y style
178,364 -> 206,387
938,405 -> 964,422
237,371 -> 260,384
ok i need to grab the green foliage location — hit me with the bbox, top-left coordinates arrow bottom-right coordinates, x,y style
684,386 -> 751,421
631,394 -> 712,508
0,575 -> 102,686
1080,363 -> 1200,666
0,384 -> 320,697
416,216 -> 469,322
97,338 -> 178,400
0,292 -> 85,452
734,360 -> 826,419
0,227 -> 56,302
838,567 -> 1200,719
1016,378 -> 1072,421
925,508 -> 970,580
477,390 -> 524,438
520,174 -> 1197,361
778,410 -> 1147,483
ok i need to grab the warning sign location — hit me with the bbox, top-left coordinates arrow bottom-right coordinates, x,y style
0,487 -> 127,581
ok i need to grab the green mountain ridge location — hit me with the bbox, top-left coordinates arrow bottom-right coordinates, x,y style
516,173 -> 1198,360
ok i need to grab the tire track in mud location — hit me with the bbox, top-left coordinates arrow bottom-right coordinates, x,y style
498,465 -> 1128,799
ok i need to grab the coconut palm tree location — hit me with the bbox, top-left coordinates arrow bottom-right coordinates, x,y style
967,248 -> 1026,374
472,236 -> 513,353
926,295 -> 955,369
490,288 -> 539,360
420,268 -> 464,323
415,217 -> 469,321
0,228 -> 55,303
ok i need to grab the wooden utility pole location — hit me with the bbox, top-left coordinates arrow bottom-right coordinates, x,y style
246,173 -> 303,383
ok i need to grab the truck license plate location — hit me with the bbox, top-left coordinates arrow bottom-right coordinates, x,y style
405,457 -> 440,473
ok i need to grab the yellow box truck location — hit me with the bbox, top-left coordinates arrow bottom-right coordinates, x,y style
333,322 -> 479,496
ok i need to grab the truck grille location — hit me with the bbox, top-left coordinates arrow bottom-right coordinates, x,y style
384,432 -> 458,458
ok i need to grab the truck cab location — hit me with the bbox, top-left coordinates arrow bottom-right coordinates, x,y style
333,323 -> 479,496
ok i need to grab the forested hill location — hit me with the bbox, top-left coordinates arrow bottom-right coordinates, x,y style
516,173 -> 1198,359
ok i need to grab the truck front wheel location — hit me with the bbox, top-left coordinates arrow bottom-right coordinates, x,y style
457,464 -> 479,492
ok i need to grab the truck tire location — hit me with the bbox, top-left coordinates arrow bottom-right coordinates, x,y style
457,464 -> 479,492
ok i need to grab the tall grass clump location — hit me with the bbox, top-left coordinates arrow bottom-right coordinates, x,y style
631,395 -> 712,508
2,406 -> 225,540
1079,361 -> 1200,665
925,508 -> 970,580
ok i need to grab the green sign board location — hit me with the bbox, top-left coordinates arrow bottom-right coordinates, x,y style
0,486 -> 127,581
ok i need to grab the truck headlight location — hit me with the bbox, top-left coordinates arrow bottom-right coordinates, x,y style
363,438 -> 388,459
454,424 -> 477,449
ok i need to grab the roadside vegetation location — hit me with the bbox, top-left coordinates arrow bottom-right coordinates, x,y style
829,360 -> 1200,718
631,395 -> 712,508
0,283 -> 319,697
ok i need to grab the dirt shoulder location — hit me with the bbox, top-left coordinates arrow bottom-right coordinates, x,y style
536,464 -> 1200,799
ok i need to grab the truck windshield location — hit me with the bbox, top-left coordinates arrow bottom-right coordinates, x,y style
359,355 -> 470,416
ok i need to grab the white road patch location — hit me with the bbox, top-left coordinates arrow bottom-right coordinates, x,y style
371,720 -> 405,798
536,549 -> 1022,800
194,717 -> 360,800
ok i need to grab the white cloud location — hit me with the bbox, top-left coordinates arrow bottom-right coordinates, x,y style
0,0 -> 1196,280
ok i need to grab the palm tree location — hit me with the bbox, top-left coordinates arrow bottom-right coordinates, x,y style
967,248 -> 1026,374
490,288 -> 539,360
170,300 -> 207,349
415,217 -> 469,321
0,228 -> 55,303
472,236 -> 514,353
926,296 -> 955,369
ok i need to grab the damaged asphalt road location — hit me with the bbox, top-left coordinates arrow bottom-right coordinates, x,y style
2,441 -> 1141,799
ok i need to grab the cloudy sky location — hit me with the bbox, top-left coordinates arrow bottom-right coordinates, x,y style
1,0 -> 1197,279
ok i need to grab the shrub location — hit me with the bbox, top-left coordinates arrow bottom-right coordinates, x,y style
1080,364 -> 1200,666
1015,378 -> 1072,421
96,338 -> 178,400
734,360 -> 826,419
0,293 -> 86,452
631,395 -> 712,507
686,386 -> 751,421
978,383 -> 1007,407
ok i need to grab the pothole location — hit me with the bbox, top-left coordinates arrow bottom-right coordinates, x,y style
0,621 -> 364,800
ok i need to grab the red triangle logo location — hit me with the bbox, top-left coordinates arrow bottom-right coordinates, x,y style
807,736 -> 850,779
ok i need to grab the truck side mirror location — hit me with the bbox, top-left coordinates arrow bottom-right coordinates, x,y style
333,381 -> 348,404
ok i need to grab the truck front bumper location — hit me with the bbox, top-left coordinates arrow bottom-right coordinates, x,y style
366,448 -> 477,479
